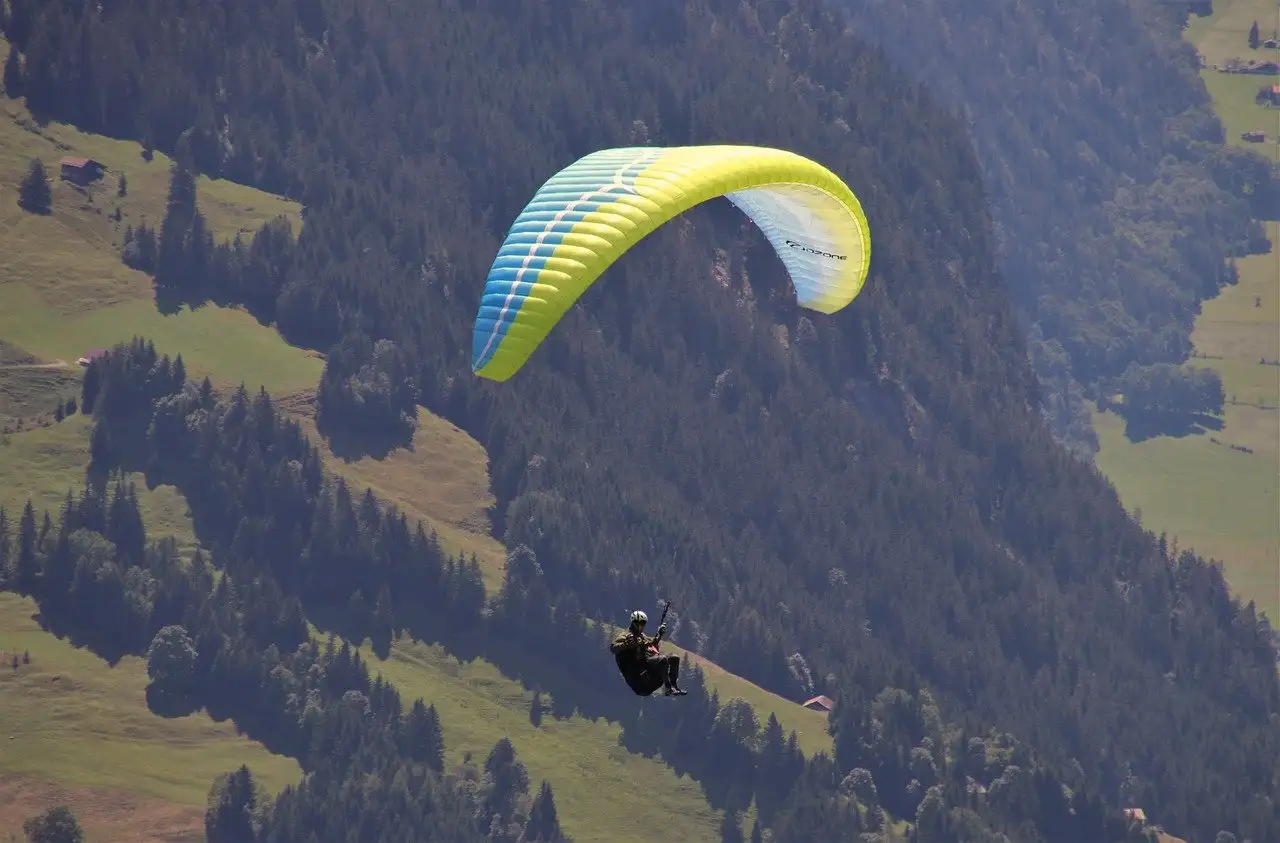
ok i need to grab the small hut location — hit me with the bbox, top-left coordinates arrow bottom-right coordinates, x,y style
76,349 -> 107,367
801,695 -> 835,713
59,156 -> 106,185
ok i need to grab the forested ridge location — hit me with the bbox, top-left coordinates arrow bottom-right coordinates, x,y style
0,391 -> 565,842
835,0 -> 1278,453
2,0 -> 1279,841
0,339 -> 1205,843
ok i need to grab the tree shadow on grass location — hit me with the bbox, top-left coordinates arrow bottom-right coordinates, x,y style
1121,410 -> 1224,444
31,608 -> 129,667
153,284 -> 189,316
145,684 -> 200,719
316,416 -> 416,462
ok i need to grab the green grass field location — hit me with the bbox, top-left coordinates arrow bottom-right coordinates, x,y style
1187,0 -> 1280,164
674,646 -> 831,757
1093,407 -> 1277,615
1198,72 -> 1280,161
0,340 -> 37,364
0,285 -> 324,398
1093,1 -> 1279,623
0,59 -> 835,839
344,630 -> 829,843
0,362 -> 80,426
0,593 -> 300,838
0,413 -> 201,559
362,637 -> 723,843
280,395 -> 511,593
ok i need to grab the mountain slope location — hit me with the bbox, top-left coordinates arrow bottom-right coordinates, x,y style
2,2 -> 1278,842
0,69 -> 831,841
830,0 -> 1276,455
832,0 -> 1280,628
1086,0 -> 1279,624
0,74 -> 308,836
0,593 -> 301,827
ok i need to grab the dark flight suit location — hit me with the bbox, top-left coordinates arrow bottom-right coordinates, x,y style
612,629 -> 680,695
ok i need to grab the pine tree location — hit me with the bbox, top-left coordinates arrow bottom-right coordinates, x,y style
482,738 -> 530,827
41,526 -> 75,617
81,359 -> 102,414
402,700 -> 444,771
15,501 -> 38,598
719,811 -> 745,843
155,162 -> 197,288
166,160 -> 197,217
2,45 -> 22,99
0,508 -> 9,590
522,781 -> 567,842
529,690 -> 543,727
22,805 -> 84,843
106,479 -> 146,564
205,766 -> 258,843
18,157 -> 51,214
89,420 -> 112,469
371,584 -> 394,658
1249,20 -> 1261,49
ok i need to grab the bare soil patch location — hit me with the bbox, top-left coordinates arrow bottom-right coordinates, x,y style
0,774 -> 204,843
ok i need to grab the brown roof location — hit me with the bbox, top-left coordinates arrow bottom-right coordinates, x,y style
59,156 -> 101,168
802,694 -> 835,711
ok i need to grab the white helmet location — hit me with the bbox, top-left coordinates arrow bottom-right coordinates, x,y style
630,610 -> 648,625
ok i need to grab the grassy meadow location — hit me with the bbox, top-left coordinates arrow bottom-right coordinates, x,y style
1093,0 -> 1279,623
278,394 -> 511,593
360,636 -> 723,843
0,49 -> 833,838
0,593 -> 301,841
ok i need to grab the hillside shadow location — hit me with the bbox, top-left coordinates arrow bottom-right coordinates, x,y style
153,284 -> 187,316
315,416 -> 416,462
1121,410 -> 1223,443
145,685 -> 200,719
153,287 -> 216,317
79,412 -> 737,758
281,597 -> 641,731
29,608 -> 129,667
386,615 -> 689,731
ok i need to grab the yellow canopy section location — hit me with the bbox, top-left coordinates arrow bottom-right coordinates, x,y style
471,145 -> 872,382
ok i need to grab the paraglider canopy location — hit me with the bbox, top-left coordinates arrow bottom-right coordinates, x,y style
471,145 -> 872,382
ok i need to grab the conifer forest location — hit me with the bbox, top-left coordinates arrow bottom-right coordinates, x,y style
0,1 -> 1277,842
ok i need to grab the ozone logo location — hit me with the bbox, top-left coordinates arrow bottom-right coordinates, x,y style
784,239 -> 847,260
